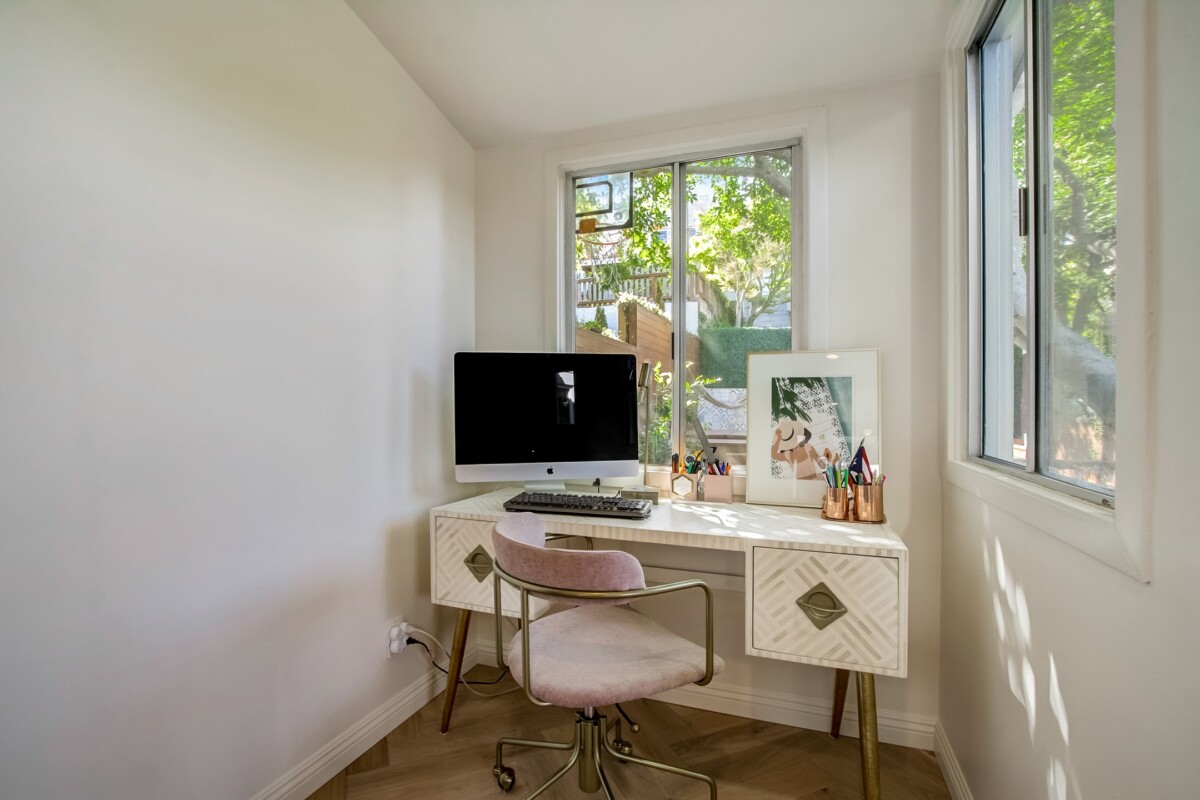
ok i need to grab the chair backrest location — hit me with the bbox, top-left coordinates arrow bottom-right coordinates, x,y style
492,513 -> 646,605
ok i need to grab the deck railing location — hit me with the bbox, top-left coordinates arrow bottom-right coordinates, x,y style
575,271 -> 670,308
576,270 -> 720,309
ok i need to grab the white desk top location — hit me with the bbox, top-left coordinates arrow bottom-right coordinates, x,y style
433,489 -> 906,560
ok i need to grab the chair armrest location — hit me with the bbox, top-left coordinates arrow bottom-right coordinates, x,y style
493,562 -> 716,707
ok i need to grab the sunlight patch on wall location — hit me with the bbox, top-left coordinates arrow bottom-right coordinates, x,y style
982,535 -> 1084,799
1048,655 -> 1069,743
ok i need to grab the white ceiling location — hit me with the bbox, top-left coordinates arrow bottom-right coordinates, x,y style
347,0 -> 954,149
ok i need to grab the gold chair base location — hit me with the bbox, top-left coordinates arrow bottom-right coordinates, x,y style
493,710 -> 716,799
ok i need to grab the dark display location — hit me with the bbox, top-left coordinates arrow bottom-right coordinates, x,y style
453,352 -> 639,482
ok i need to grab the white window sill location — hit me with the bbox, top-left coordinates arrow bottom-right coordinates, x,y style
945,459 -> 1146,581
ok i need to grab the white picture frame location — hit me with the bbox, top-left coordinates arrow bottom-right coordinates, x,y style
745,350 -> 881,508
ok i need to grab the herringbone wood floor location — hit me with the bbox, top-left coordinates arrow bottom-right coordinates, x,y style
308,666 -> 950,799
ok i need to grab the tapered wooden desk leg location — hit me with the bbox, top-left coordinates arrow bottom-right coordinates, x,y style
856,671 -> 881,800
439,609 -> 471,734
830,668 -> 851,738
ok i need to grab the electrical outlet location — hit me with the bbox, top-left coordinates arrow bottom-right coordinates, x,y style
387,617 -> 411,659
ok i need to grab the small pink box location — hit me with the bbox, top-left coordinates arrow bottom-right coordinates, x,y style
702,474 -> 733,503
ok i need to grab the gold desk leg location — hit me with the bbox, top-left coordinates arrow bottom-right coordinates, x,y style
830,668 -> 851,738
439,609 -> 471,734
856,671 -> 881,800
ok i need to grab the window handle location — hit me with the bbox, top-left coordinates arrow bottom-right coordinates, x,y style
1018,185 -> 1028,238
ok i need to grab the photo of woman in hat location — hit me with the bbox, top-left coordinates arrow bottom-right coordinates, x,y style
770,418 -> 823,480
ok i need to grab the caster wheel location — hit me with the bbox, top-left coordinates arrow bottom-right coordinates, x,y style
617,742 -> 633,757
493,765 -> 515,792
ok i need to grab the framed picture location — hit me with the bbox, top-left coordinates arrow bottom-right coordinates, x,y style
745,350 -> 881,508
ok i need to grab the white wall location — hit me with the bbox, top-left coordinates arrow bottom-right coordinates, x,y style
938,3 -> 1200,798
475,75 -> 944,743
0,2 -> 473,798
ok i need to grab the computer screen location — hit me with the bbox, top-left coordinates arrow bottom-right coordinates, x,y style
453,351 -> 640,483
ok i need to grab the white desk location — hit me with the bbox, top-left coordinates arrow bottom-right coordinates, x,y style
429,489 -> 909,799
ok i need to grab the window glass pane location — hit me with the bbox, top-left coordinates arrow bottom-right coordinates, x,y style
980,0 -> 1029,466
684,148 -> 794,471
573,167 -> 673,466
1043,0 -> 1116,492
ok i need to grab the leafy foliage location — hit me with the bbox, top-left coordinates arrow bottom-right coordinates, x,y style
770,377 -> 827,424
577,320 -> 617,338
616,292 -> 669,319
1049,0 -> 1116,353
697,327 -> 790,385
643,361 -> 719,464
574,154 -> 792,325
688,154 -> 793,326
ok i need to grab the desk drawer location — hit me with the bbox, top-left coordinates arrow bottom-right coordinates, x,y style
749,546 -> 902,675
432,516 -> 550,618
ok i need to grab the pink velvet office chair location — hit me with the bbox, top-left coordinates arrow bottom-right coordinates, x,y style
490,513 -> 723,799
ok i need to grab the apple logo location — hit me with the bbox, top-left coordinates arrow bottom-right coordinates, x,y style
546,467 -> 554,474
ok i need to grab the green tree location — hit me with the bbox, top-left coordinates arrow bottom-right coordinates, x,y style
1049,0 -> 1116,351
689,153 -> 793,326
644,361 -> 719,464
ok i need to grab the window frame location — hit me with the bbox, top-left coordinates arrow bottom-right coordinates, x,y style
562,141 -> 804,462
968,0 -> 1116,508
948,0 -> 1152,581
543,109 -> 830,482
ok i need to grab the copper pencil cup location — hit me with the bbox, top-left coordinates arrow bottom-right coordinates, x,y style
821,487 -> 850,520
852,485 -> 886,523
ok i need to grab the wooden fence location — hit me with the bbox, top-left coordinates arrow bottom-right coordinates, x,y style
575,301 -> 699,377
575,328 -> 635,357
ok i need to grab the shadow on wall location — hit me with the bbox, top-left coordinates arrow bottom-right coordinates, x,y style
980,516 -> 1082,800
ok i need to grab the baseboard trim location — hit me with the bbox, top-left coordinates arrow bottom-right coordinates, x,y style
934,720 -> 974,800
248,665 -> 449,800
652,681 -> 936,751
476,639 -> 935,750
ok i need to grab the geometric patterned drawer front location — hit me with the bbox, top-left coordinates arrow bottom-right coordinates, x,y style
751,546 -> 900,673
433,516 -> 550,618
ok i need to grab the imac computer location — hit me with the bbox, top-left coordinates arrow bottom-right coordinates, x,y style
453,351 -> 641,485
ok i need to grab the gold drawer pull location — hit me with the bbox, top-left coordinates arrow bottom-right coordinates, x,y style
796,582 -> 847,630
463,545 -> 493,582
